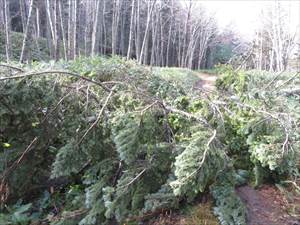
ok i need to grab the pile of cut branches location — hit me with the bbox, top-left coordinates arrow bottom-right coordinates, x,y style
0,58 -> 299,225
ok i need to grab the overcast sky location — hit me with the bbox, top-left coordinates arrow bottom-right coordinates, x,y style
191,0 -> 300,39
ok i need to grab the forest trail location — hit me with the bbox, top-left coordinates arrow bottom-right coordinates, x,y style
194,72 -> 218,91
236,185 -> 300,225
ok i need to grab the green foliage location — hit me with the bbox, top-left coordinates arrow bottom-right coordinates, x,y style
215,66 -> 248,93
152,67 -> 202,91
170,129 -> 225,200
211,170 -> 247,225
0,58 -> 299,225
51,140 -> 88,178
0,202 -> 34,225
0,77 -> 63,199
112,113 -> 141,164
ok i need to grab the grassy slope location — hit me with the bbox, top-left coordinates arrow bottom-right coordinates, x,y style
152,67 -> 202,90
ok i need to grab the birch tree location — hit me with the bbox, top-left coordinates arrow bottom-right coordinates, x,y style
139,0 -> 156,64
91,0 -> 101,56
127,0 -> 136,60
4,0 -> 11,62
20,0 -> 34,62
112,0 -> 121,55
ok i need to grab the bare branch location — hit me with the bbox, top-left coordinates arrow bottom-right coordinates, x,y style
0,70 -> 112,92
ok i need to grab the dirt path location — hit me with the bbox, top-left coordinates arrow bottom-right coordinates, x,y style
236,185 -> 299,225
194,72 -> 218,91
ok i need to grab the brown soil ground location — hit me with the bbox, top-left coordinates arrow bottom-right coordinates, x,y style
194,72 -> 218,91
236,185 -> 300,225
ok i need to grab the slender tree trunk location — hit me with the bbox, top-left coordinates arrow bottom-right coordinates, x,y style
46,0 -> 56,59
73,0 -> 77,59
20,0 -> 34,63
139,0 -> 156,64
135,0 -> 141,60
4,0 -> 11,62
127,0 -> 136,60
19,0 -> 27,32
112,0 -> 121,55
102,0 -> 107,54
0,0 -> 4,31
91,0 -> 100,56
181,0 -> 192,67
84,1 -> 91,56
166,21 -> 173,66
58,0 -> 67,60
36,7 -> 40,38
67,0 -> 72,59
54,0 -> 60,60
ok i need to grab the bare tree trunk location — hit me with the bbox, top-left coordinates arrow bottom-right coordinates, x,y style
120,5 -> 127,55
101,0 -> 107,54
0,0 -> 4,31
36,7 -> 40,38
112,0 -> 121,55
54,0 -> 60,60
139,0 -> 156,64
135,0 -> 141,60
73,0 -> 77,59
127,0 -> 135,60
91,0 -> 100,56
159,11 -> 164,66
46,0 -> 56,59
19,0 -> 27,32
84,1 -> 91,56
20,0 -> 34,63
150,12 -> 158,66
180,0 -> 192,67
166,19 -> 173,66
58,0 -> 67,60
67,0 -> 72,59
4,0 -> 11,62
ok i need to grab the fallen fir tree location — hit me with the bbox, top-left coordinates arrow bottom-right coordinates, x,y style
0,57 -> 299,225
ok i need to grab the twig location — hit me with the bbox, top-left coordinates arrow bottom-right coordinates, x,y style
1,137 -> 38,181
275,72 -> 300,90
113,161 -> 123,187
164,104 -> 210,127
40,91 -> 72,124
119,168 -> 147,189
0,64 -> 24,72
0,70 -> 111,92
282,132 -> 289,155
139,101 -> 158,114
77,88 -> 114,145
234,44 -> 254,72
262,70 -> 285,90
175,130 -> 217,184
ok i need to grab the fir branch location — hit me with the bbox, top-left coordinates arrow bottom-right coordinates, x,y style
164,105 -> 211,127
274,72 -> 300,90
0,64 -> 24,72
119,168 -> 147,189
176,130 -> 217,184
0,70 -> 112,92
77,88 -> 114,145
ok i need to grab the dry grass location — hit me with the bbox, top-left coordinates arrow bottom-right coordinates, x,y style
146,201 -> 219,225
184,201 -> 219,225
